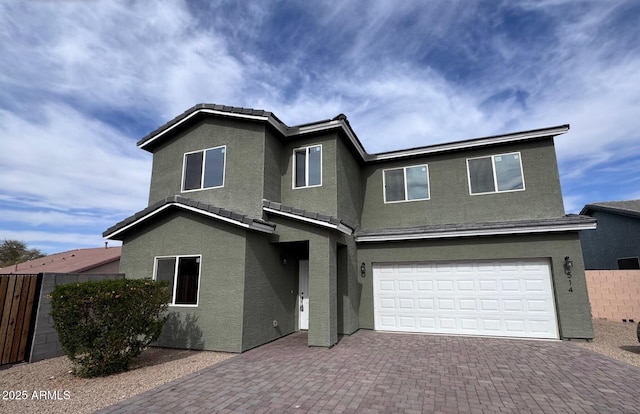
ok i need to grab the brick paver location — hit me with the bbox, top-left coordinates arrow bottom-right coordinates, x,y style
97,331 -> 640,413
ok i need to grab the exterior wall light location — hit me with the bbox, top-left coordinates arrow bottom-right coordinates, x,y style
360,262 -> 366,277
563,256 -> 573,275
281,255 -> 287,266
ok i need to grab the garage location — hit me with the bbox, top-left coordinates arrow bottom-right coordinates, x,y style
373,259 -> 559,339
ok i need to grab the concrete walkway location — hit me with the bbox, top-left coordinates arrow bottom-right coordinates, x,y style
97,331 -> 640,413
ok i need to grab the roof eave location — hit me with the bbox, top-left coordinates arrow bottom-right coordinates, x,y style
355,220 -> 596,243
368,124 -> 570,162
104,202 -> 275,240
263,206 -> 354,235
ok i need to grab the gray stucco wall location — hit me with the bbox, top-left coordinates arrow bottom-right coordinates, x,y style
280,134 -> 339,218
361,138 -> 566,229
147,117 -> 267,218
263,127 -> 283,204
336,136 -> 363,228
119,210 -> 248,352
580,211 -> 640,269
30,273 -> 124,362
357,232 -> 593,340
242,233 -> 298,351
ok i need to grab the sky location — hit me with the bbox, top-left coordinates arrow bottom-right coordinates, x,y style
1,0 -> 639,255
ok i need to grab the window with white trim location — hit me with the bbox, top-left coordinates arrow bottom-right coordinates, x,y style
182,146 -> 226,191
293,145 -> 322,188
467,152 -> 524,195
383,165 -> 430,203
154,255 -> 201,306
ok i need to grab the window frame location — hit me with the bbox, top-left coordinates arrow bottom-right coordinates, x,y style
292,144 -> 323,189
382,164 -> 431,203
466,151 -> 525,195
617,257 -> 640,270
153,254 -> 202,307
181,145 -> 226,192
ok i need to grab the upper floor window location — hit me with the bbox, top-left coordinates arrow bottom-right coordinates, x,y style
182,146 -> 226,191
384,165 -> 430,203
154,255 -> 201,306
467,152 -> 524,195
293,145 -> 322,188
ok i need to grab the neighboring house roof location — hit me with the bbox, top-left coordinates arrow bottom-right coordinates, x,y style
355,215 -> 597,242
136,103 -> 570,163
0,246 -> 121,274
262,200 -> 355,235
103,196 -> 276,239
580,199 -> 640,219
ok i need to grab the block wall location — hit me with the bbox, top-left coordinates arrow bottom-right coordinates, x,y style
29,273 -> 124,362
585,270 -> 640,321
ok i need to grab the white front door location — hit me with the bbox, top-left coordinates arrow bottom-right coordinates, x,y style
298,260 -> 309,330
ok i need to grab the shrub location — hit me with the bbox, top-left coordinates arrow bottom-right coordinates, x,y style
50,278 -> 169,377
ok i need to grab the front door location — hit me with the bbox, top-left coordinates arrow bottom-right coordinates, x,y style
298,260 -> 309,330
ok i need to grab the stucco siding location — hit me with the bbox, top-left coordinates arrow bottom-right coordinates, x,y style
263,127 -> 283,204
336,137 -> 363,228
119,211 -> 247,352
147,117 -> 267,217
280,134 -> 338,217
357,232 -> 593,340
580,211 -> 640,269
361,138 -> 566,229
242,233 -> 297,351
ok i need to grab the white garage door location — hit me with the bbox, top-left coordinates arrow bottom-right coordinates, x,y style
373,259 -> 558,339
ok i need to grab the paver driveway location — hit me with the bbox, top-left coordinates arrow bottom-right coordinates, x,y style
97,330 -> 640,413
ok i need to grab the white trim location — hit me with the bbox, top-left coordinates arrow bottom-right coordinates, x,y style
355,221 -> 598,242
139,109 -> 279,150
467,152 -> 525,195
370,125 -> 569,161
138,108 -> 568,165
153,254 -> 202,307
105,202 -> 275,239
263,207 -> 353,235
292,144 -> 323,189
383,164 -> 430,203
181,145 -> 226,192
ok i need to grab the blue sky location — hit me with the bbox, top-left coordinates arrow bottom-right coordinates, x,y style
1,0 -> 639,254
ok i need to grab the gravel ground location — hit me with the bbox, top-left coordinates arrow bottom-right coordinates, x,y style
1,320 -> 639,413
572,318 -> 640,368
0,348 -> 233,414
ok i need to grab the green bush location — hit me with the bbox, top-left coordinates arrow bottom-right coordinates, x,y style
50,278 -> 169,377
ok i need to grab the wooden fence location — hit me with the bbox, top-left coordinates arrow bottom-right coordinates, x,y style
0,274 -> 41,365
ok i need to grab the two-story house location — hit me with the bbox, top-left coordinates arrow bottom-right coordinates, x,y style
104,104 -> 596,352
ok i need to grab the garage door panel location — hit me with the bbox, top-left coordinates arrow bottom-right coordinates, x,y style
437,280 -> 454,291
457,280 -> 475,291
373,259 -> 558,339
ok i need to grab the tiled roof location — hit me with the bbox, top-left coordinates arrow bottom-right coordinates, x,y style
103,196 -> 276,239
0,246 -> 121,274
137,104 -> 284,148
262,200 -> 355,235
355,215 -> 596,242
580,199 -> 640,218
135,103 -> 569,164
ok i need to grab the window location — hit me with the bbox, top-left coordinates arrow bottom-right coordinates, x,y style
293,145 -> 322,188
383,165 -> 430,203
618,257 -> 640,270
182,146 -> 226,191
467,152 -> 524,195
154,255 -> 201,306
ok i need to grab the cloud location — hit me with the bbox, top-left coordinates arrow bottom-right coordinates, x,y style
0,0 -> 637,252
0,104 -> 150,213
